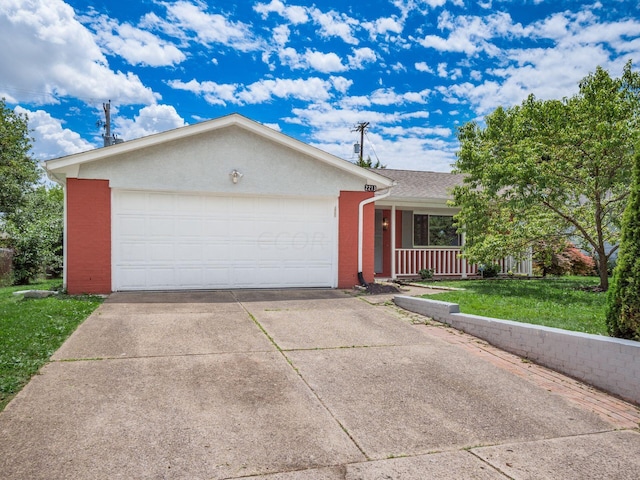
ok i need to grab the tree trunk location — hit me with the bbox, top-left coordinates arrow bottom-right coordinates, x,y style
597,248 -> 609,291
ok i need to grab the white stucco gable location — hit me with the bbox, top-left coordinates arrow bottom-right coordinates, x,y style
46,113 -> 393,197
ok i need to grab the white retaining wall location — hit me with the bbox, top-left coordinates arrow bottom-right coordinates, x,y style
394,295 -> 640,405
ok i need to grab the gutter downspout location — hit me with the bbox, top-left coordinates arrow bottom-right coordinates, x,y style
358,187 -> 392,286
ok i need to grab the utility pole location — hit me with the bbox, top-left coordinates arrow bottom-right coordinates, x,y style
353,121 -> 369,164
98,100 -> 124,146
102,100 -> 112,147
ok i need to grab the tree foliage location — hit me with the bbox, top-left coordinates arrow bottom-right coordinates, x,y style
356,155 -> 386,169
452,62 -> 640,290
606,151 -> 640,340
533,239 -> 595,277
0,100 -> 63,285
0,99 -> 39,216
3,186 -> 64,285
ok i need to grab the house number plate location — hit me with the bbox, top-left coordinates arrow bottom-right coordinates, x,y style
364,184 -> 377,192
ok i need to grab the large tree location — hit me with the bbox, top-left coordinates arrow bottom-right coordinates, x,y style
452,62 -> 640,290
0,99 -> 39,216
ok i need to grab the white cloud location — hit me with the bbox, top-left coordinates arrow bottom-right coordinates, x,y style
330,76 -> 353,94
362,16 -> 404,39
0,0 -> 157,105
113,104 -> 186,140
415,61 -> 433,73
278,46 -> 377,73
254,0 -> 309,24
305,50 -> 347,73
169,76 -> 344,105
381,125 -> 451,137
158,1 -> 261,51
418,11 -> 523,56
309,7 -> 359,45
271,24 -> 290,46
88,14 -> 186,67
263,122 -> 282,132
279,48 -> 347,73
426,4 -> 640,118
348,47 -> 378,69
15,106 -> 95,160
167,79 -> 238,106
369,87 -> 431,105
244,78 -> 339,103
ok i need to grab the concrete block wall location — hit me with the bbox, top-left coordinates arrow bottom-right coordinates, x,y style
394,295 -> 640,405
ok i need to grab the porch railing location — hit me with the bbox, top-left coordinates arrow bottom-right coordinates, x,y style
394,248 -> 532,277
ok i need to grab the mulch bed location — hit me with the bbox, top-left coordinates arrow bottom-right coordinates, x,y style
362,283 -> 401,295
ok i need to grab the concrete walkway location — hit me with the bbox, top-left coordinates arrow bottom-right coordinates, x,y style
1,288 -> 639,479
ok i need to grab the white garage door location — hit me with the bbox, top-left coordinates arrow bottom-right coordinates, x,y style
112,190 -> 337,290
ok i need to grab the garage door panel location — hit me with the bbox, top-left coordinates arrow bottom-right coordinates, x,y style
118,216 -> 147,236
117,268 -> 147,288
176,244 -> 203,261
117,191 -> 148,211
147,193 -> 174,212
147,268 -> 178,288
175,195 -> 203,212
176,268 -> 203,286
203,243 -> 231,261
113,191 -> 337,290
175,217 -> 203,234
149,243 -> 173,262
119,242 -> 148,263
147,218 -> 174,236
203,267 -> 232,286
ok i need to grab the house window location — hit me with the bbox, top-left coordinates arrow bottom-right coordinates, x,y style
413,215 -> 460,247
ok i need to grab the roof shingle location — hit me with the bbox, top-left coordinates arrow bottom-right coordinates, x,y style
372,169 -> 465,200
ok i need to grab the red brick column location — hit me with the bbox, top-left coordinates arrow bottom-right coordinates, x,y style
66,179 -> 111,294
338,191 -> 375,288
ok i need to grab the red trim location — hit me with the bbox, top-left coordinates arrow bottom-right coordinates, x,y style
378,209 -> 403,278
66,179 -> 111,294
338,191 -> 375,288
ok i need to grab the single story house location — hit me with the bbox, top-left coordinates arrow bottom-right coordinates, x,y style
46,114 -> 530,294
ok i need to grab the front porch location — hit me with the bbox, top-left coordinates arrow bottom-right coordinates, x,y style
373,207 -> 532,280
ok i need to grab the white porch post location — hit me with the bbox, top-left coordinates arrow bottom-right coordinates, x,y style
461,231 -> 467,279
391,204 -> 396,280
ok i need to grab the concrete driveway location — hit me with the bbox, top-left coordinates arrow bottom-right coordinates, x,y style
1,289 -> 639,479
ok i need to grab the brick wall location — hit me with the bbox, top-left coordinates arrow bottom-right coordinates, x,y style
395,295 -> 640,405
66,179 -> 111,294
338,191 -> 375,289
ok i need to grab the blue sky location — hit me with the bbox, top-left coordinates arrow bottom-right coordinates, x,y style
1,0 -> 639,171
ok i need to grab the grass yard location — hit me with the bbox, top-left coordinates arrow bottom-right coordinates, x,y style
0,280 -> 103,411
420,276 -> 607,336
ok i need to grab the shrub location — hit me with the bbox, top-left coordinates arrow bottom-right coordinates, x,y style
533,240 -> 595,276
480,263 -> 501,278
0,248 -> 13,286
606,151 -> 640,340
3,186 -> 63,284
419,268 -> 434,280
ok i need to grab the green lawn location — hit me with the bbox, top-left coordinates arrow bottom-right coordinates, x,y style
420,276 -> 607,335
0,280 -> 103,411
